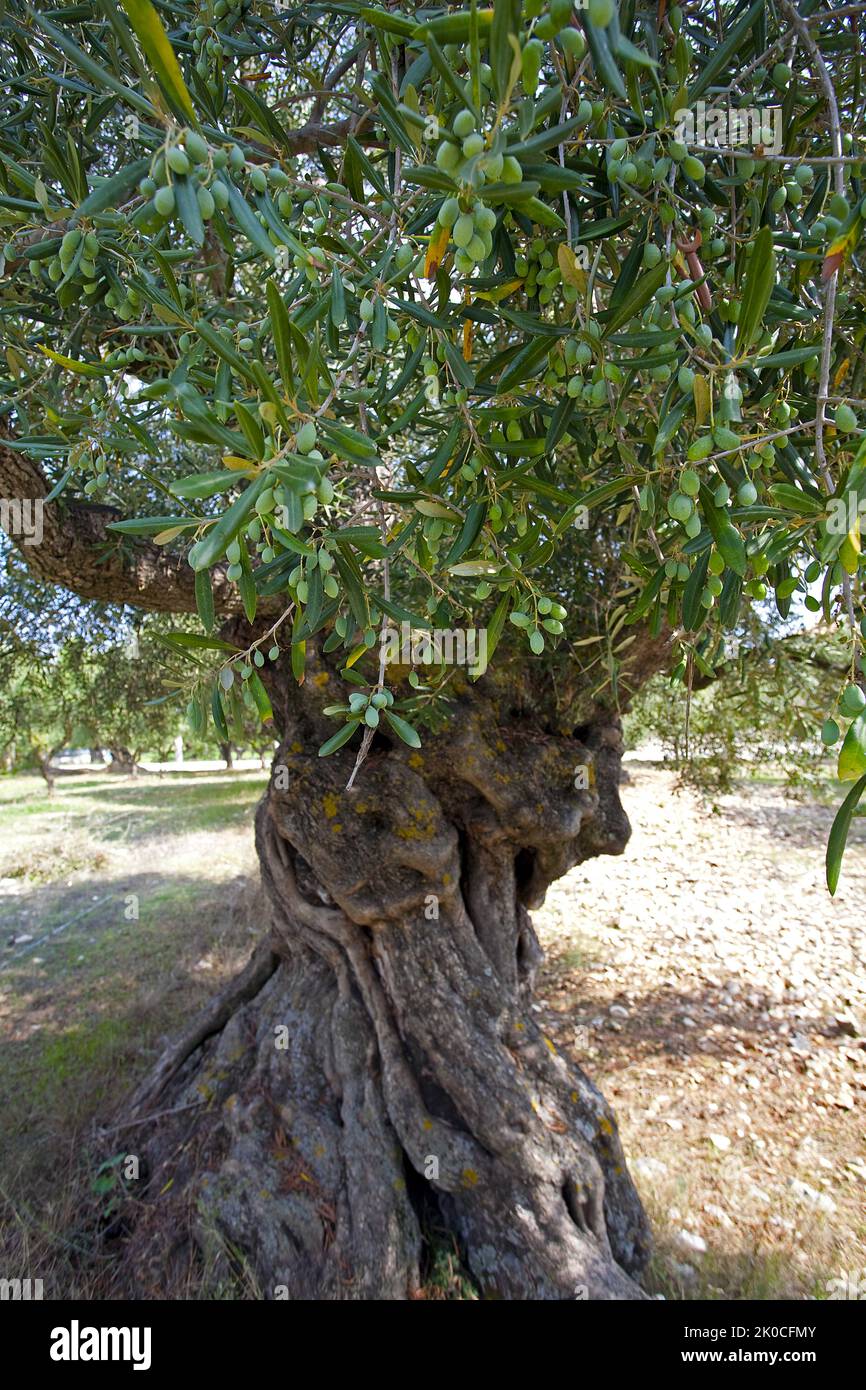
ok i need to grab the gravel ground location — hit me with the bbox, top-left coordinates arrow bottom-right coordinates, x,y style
536,765 -> 866,1300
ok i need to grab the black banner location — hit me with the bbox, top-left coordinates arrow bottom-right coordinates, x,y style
4,1295 -> 856,1375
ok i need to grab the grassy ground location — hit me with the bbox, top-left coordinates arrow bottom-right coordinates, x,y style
0,769 -> 266,1298
1,765 -> 863,1301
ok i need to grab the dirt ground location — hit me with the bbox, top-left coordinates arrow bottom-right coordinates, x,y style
1,763 -> 863,1299
537,763 -> 866,1300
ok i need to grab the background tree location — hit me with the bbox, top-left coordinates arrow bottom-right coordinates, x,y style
626,620 -> 851,792
1,0 -> 865,1299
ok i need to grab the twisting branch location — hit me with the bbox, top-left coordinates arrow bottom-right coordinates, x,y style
778,0 -> 859,644
0,427 -> 279,618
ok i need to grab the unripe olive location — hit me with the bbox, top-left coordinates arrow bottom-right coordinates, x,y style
668,492 -> 693,522
835,403 -> 858,433
453,212 -> 475,247
436,140 -> 461,174
840,683 -> 866,716
154,185 -> 176,216
296,420 -> 317,453
502,155 -> 523,184
453,109 -> 475,138
588,0 -> 614,25
184,130 -> 209,164
167,146 -> 191,175
821,718 -> 840,746
687,435 -> 714,462
560,27 -> 586,58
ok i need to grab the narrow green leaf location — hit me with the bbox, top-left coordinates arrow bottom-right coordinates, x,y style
190,476 -> 267,570
384,710 -> 422,748
826,771 -> 866,893
119,0 -> 197,122
838,709 -> 866,782
195,568 -> 215,633
171,470 -> 248,500
248,671 -> 273,722
318,720 -> 361,756
173,174 -> 204,246
736,225 -> 776,353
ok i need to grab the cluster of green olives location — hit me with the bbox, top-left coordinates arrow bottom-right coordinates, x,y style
26,226 -> 133,315
137,128 -> 229,227
821,681 -> 866,747
72,446 -> 113,497
508,595 -> 568,654
514,238 -> 573,306
345,688 -> 395,729
188,0 -> 252,93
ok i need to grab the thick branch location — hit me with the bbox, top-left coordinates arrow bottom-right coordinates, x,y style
0,430 -> 273,618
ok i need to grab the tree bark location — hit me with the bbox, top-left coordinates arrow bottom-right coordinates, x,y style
3,429 -> 670,1299
107,746 -> 138,776
0,428 -> 280,618
114,647 -> 657,1301
38,754 -> 56,795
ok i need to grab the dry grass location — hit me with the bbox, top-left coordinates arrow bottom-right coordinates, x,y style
0,769 -> 266,1299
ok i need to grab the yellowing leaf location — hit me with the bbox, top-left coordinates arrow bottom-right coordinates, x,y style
474,277 -> 524,303
833,357 -> 851,389
822,214 -> 862,282
38,345 -> 112,376
152,302 -> 188,327
221,454 -> 259,471
463,314 -> 473,361
693,374 -> 711,426
120,0 -> 197,123
425,221 -> 450,278
840,518 -> 861,574
557,244 -> 587,292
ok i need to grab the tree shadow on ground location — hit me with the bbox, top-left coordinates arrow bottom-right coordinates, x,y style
544,975 -> 843,1074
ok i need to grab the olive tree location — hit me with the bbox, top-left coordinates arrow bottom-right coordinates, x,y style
1,0 -> 864,1299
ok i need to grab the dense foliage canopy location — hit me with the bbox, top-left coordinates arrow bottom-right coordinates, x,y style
1,0 -> 865,883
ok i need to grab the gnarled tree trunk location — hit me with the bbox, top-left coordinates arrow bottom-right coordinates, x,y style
116,642 -> 657,1302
